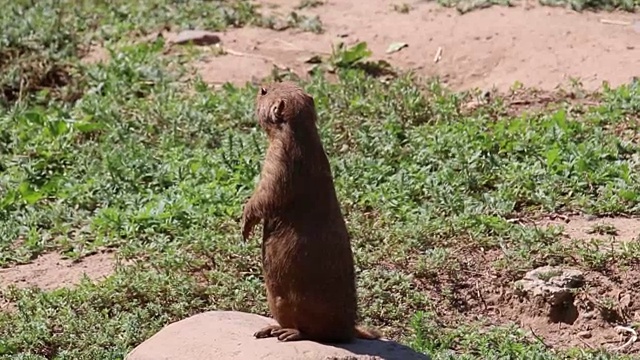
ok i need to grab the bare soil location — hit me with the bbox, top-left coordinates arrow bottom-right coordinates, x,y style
536,215 -> 640,244
196,0 -> 640,91
0,252 -> 116,291
415,244 -> 640,354
0,296 -> 15,313
515,270 -> 640,352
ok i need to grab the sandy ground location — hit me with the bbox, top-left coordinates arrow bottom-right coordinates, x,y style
196,0 -> 640,91
0,252 -> 116,291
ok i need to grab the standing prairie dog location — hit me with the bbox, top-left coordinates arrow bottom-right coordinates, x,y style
241,81 -> 381,343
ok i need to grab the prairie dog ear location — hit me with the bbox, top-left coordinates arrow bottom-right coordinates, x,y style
270,99 -> 285,123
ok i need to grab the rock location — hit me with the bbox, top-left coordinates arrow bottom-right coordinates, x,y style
514,266 -> 584,306
125,311 -> 430,360
619,293 -> 632,309
170,30 -> 221,46
581,311 -> 596,320
514,266 -> 585,324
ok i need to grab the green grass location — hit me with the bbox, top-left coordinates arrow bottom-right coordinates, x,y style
1,1 -> 640,359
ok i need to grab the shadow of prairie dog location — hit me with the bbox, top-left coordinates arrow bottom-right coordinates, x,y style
241,81 -> 381,343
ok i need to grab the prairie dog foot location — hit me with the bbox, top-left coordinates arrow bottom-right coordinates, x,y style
254,325 -> 280,338
254,325 -> 305,341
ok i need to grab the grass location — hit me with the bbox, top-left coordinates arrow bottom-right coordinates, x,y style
1,0 -> 640,359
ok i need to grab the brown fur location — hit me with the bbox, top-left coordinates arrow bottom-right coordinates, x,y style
241,81 -> 381,343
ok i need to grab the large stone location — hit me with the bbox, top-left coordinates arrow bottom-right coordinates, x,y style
125,311 -> 430,360
514,266 -> 584,306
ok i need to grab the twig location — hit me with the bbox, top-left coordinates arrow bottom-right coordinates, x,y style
273,39 -> 332,55
274,38 -> 304,51
223,47 -> 290,70
461,269 -> 486,277
548,213 -> 570,222
475,281 -> 487,310
576,336 -> 595,349
529,326 -> 551,349
433,47 -> 443,63
614,325 -> 638,352
600,19 -> 632,26
506,217 -> 533,225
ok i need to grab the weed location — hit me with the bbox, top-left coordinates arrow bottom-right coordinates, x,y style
587,223 -> 619,236
286,12 -> 323,34
310,41 -> 396,77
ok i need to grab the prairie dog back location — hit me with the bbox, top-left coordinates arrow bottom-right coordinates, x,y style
241,81 -> 381,343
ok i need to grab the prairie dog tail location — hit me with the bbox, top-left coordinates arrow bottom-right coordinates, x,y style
355,325 -> 382,340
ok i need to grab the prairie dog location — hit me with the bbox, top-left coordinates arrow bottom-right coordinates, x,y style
241,81 -> 381,343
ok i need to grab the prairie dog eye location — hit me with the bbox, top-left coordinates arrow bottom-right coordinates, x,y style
260,87 -> 267,96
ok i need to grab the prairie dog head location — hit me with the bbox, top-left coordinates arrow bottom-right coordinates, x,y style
255,81 -> 318,138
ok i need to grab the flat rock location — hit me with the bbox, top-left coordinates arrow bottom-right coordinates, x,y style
514,266 -> 584,306
125,311 -> 430,360
170,30 -> 221,46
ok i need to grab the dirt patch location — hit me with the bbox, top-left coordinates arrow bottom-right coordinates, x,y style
0,252 -> 117,291
0,57 -> 79,105
514,270 -> 640,352
187,0 -> 640,91
76,2 -> 640,93
0,296 -> 15,313
609,117 -> 640,143
535,215 -> 640,244
81,43 -> 111,65
460,86 -> 603,116
413,247 -> 640,354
